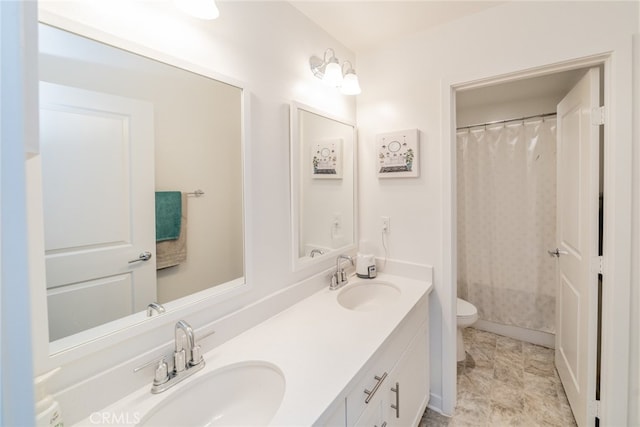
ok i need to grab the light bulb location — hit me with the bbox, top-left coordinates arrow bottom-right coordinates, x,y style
322,60 -> 343,88
341,72 -> 361,95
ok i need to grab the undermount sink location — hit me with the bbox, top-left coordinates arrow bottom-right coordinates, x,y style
337,281 -> 401,312
137,361 -> 285,427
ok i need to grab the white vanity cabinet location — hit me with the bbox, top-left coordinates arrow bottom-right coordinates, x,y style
321,294 -> 429,427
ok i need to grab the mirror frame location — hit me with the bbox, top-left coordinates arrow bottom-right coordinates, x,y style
289,101 -> 358,271
33,12 -> 253,368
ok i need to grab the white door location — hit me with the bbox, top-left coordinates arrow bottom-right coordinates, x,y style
554,67 -> 601,426
40,82 -> 156,341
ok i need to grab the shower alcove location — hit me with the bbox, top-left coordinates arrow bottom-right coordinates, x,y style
454,67 -> 600,348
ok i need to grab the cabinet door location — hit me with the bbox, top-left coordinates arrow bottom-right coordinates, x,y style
387,322 -> 429,427
354,394 -> 384,427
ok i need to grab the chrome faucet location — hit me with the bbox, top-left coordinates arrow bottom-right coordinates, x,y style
310,248 -> 325,258
146,302 -> 165,317
174,320 -> 203,371
134,320 -> 208,394
331,254 -> 354,290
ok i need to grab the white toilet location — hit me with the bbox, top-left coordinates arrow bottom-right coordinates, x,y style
456,298 -> 478,362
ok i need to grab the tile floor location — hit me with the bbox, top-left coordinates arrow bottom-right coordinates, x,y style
421,328 -> 577,426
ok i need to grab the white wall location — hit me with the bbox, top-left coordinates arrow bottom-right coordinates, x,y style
356,1 -> 637,419
32,1 -> 356,423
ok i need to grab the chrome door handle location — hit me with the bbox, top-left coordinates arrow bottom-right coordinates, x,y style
129,251 -> 152,263
547,248 -> 569,257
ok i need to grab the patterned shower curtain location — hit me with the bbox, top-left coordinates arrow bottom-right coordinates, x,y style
457,119 -> 557,333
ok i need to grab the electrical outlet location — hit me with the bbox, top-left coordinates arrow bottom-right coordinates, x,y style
332,213 -> 343,239
333,213 -> 342,229
381,216 -> 390,233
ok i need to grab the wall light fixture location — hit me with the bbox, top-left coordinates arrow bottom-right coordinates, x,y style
174,0 -> 220,20
340,61 -> 362,95
310,49 -> 362,95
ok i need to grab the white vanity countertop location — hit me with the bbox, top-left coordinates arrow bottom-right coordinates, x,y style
77,273 -> 432,426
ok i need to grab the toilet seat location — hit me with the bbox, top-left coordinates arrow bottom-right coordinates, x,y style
457,298 -> 478,322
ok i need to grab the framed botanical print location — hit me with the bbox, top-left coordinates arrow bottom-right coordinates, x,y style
377,129 -> 419,178
311,138 -> 342,179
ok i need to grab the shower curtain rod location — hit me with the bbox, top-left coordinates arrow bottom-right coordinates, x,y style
456,112 -> 557,130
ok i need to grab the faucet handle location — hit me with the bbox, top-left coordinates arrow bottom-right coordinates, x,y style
188,328 -> 214,366
153,358 -> 169,385
134,356 -> 170,385
191,345 -> 203,366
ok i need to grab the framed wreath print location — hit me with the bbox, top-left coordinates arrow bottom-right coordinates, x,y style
311,138 -> 342,179
376,129 -> 419,178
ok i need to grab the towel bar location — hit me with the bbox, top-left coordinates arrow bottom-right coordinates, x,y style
186,189 -> 205,197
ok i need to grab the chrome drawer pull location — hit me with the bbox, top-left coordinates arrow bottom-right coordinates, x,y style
364,372 -> 388,403
391,381 -> 400,418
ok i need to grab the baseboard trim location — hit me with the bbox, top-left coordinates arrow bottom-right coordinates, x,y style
427,392 -> 446,415
474,320 -> 555,348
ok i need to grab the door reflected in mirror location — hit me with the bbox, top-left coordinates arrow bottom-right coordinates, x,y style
38,24 -> 244,347
290,103 -> 356,269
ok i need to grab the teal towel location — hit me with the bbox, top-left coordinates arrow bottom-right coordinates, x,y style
155,191 -> 182,242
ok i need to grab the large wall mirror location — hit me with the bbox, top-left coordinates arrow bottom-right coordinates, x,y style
38,23 -> 245,352
290,103 -> 356,270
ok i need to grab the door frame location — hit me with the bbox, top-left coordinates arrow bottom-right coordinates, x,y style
0,1 -> 38,424
440,52 -> 632,425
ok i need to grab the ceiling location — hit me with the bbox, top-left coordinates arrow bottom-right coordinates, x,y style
289,1 -> 506,53
457,68 -> 587,109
